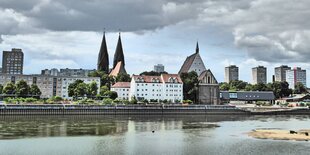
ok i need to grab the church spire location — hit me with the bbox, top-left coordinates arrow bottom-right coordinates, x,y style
196,41 -> 199,53
113,32 -> 125,69
97,31 -> 109,73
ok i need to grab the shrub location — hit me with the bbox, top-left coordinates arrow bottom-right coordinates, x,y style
102,98 -> 113,105
130,96 -> 138,104
24,98 -> 38,103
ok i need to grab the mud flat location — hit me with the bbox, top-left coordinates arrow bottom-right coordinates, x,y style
249,129 -> 310,141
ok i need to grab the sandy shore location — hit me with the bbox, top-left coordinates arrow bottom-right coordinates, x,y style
248,129 -> 310,141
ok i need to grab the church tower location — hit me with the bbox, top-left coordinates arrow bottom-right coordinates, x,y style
97,32 -> 109,73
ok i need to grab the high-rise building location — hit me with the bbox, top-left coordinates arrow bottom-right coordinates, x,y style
286,67 -> 307,89
2,48 -> 24,74
275,65 -> 291,82
154,64 -> 165,73
252,66 -> 267,84
97,32 -> 109,73
225,65 -> 239,83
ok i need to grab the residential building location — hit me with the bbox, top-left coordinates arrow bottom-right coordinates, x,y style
275,65 -> 291,82
41,68 -> 96,77
252,66 -> 267,84
179,42 -> 206,76
0,74 -> 100,99
154,64 -> 165,73
129,74 -> 183,103
286,67 -> 307,89
2,48 -> 24,74
225,65 -> 239,83
111,82 -> 130,100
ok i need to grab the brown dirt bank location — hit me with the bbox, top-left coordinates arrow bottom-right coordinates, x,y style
248,129 -> 310,141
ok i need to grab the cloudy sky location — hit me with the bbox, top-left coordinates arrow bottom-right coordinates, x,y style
0,0 -> 310,86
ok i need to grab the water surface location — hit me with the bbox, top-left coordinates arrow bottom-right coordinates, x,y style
0,115 -> 309,155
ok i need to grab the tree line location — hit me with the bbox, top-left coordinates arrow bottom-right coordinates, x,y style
219,80 -> 308,98
0,80 -> 41,97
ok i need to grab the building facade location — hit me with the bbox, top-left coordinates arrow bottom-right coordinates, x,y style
2,48 -> 24,74
220,91 -> 275,104
0,74 -> 100,99
275,65 -> 291,82
198,70 -> 220,105
252,66 -> 267,84
154,64 -> 165,73
286,67 -> 307,89
41,68 -> 96,77
225,65 -> 239,83
111,82 -> 130,100
129,74 -> 183,103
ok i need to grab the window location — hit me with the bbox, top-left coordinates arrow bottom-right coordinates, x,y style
229,93 -> 237,99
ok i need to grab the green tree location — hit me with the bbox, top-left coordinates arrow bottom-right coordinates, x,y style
87,81 -> 98,97
88,70 -> 113,88
180,71 -> 199,103
100,85 -> 109,96
230,80 -> 247,90
75,82 -> 88,97
3,82 -> 16,94
252,83 -> 270,91
245,83 -> 253,91
30,84 -> 42,96
68,79 -> 84,98
0,84 -> 3,94
139,71 -> 168,76
15,80 -> 30,97
269,81 -> 292,98
115,73 -> 131,82
294,82 -> 307,94
104,91 -> 118,100
219,82 -> 230,91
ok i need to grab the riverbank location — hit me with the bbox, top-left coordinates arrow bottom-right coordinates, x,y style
249,129 -> 310,141
0,104 -> 309,115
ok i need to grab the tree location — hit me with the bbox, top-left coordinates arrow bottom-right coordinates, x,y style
294,82 -> 307,94
88,70 -> 113,88
0,84 -> 3,94
87,81 -> 98,97
115,73 -> 131,82
15,80 -> 30,97
269,81 -> 292,98
180,71 -> 199,103
230,80 -> 247,90
139,71 -> 168,76
252,83 -> 270,91
75,83 -> 88,97
30,84 -> 42,96
68,79 -> 84,98
104,91 -> 118,100
3,82 -> 16,94
100,85 -> 109,96
219,82 -> 230,91
245,84 -> 253,91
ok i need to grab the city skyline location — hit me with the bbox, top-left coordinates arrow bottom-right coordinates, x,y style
0,0 -> 310,86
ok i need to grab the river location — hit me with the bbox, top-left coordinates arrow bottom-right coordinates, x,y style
0,115 -> 309,155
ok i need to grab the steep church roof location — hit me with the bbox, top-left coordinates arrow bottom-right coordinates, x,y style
113,33 -> 125,69
198,69 -> 218,84
178,42 -> 206,75
109,61 -> 127,76
97,32 -> 109,73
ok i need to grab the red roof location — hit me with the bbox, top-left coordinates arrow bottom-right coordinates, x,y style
161,74 -> 183,84
111,82 -> 131,88
132,74 -> 182,84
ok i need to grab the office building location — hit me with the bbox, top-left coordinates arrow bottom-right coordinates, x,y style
286,67 -> 307,89
2,48 -> 24,74
252,66 -> 267,84
275,65 -> 291,82
225,65 -> 239,83
154,64 -> 165,73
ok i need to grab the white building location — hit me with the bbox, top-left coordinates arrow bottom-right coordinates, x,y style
60,77 -> 100,99
111,82 -> 130,100
129,74 -> 183,103
286,67 -> 307,89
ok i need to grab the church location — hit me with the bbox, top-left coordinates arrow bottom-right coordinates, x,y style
179,42 -> 220,105
97,32 -> 127,76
